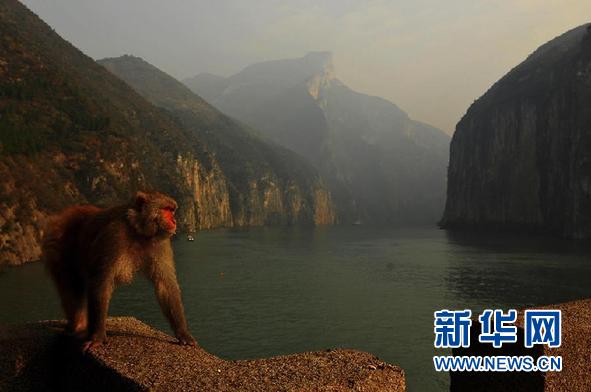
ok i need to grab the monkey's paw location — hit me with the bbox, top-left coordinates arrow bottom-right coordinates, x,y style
81,340 -> 102,353
176,331 -> 197,346
82,333 -> 107,353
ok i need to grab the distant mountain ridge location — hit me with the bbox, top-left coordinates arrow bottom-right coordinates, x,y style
0,0 -> 334,265
184,52 -> 450,224
442,23 -> 591,238
98,55 -> 336,228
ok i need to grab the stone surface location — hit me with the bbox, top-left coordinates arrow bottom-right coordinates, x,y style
0,317 -> 406,392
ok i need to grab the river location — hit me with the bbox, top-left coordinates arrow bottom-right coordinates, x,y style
1,226 -> 590,391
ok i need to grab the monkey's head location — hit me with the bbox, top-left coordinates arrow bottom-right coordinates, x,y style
127,191 -> 178,238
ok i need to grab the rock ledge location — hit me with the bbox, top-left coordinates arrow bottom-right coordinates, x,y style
0,317 -> 405,391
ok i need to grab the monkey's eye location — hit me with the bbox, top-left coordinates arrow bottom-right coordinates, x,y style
162,206 -> 175,214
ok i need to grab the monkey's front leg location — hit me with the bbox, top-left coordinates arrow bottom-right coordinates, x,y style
153,278 -> 196,346
83,276 -> 114,352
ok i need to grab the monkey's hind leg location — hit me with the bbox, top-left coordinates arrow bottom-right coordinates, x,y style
54,274 -> 88,336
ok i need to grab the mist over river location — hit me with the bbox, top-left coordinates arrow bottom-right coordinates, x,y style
1,226 -> 590,391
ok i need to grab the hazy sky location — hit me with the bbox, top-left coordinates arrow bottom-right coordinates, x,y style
21,0 -> 591,134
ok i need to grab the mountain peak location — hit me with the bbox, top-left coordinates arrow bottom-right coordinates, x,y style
305,51 -> 335,85
183,52 -> 449,225
301,52 -> 336,99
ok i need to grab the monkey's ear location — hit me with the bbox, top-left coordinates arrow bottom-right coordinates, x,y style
133,191 -> 149,210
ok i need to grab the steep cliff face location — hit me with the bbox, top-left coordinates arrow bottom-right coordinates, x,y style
0,1 -> 334,265
442,24 -> 591,238
99,55 -> 336,228
184,52 -> 450,225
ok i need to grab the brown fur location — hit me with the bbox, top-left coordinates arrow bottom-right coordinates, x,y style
42,191 -> 196,351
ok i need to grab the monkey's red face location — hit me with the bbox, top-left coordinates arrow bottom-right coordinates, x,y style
161,206 -> 176,233
128,191 -> 179,237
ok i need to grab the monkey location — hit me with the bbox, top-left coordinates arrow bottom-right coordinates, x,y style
42,191 -> 196,352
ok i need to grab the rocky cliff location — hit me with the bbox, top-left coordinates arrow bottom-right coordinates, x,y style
98,55 -> 335,229
442,24 -> 591,238
184,52 -> 450,225
0,0 -> 334,265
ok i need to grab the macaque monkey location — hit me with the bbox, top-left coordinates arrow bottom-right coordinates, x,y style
42,191 -> 196,352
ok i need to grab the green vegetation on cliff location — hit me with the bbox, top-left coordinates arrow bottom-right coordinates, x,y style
0,0 -> 334,265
